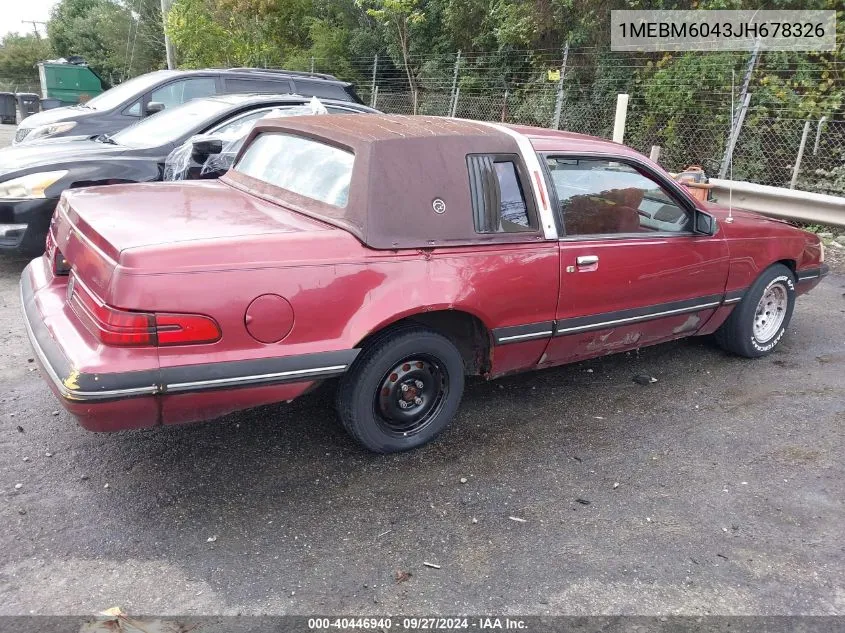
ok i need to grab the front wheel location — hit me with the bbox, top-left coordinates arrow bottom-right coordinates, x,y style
335,326 -> 465,453
714,263 -> 796,358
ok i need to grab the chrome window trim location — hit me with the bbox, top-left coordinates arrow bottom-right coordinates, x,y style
473,122 -> 559,240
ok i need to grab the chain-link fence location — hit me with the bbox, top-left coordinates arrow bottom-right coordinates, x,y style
346,48 -> 845,197
0,77 -> 41,94
2,45 -> 844,196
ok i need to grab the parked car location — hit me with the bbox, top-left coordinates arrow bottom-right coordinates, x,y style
21,115 -> 828,453
0,94 -> 378,254
13,68 -> 363,145
162,96 -> 331,181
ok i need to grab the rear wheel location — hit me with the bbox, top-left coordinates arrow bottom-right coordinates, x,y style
336,326 -> 465,453
714,263 -> 796,358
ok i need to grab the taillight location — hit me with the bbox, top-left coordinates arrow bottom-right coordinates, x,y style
68,276 -> 221,347
53,248 -> 71,276
155,313 -> 221,346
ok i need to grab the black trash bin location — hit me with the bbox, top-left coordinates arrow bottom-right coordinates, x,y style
16,93 -> 41,120
0,92 -> 16,124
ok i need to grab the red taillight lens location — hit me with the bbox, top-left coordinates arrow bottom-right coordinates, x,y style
68,276 -> 221,347
155,313 -> 221,346
69,280 -> 155,346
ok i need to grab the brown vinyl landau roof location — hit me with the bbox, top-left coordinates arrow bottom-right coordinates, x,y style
221,114 -> 533,249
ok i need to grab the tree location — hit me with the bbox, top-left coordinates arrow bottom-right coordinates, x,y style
0,34 -> 52,88
360,0 -> 425,93
48,0 -> 164,82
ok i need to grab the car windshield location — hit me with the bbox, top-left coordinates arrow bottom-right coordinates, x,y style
111,98 -> 233,148
234,132 -> 354,207
85,72 -> 175,111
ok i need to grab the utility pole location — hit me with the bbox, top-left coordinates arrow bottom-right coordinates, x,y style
370,54 -> 378,108
719,41 -> 759,178
22,20 -> 47,39
552,40 -> 569,130
160,0 -> 176,70
449,51 -> 461,118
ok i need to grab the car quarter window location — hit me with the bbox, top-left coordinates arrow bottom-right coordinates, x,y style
292,80 -> 348,100
123,100 -> 142,117
545,157 -> 693,237
467,154 -> 538,234
224,78 -> 293,94
151,77 -> 218,108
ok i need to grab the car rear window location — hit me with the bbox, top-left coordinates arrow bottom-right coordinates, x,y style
234,133 -> 354,207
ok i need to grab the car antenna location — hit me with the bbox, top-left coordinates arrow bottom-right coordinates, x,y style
726,69 -> 735,224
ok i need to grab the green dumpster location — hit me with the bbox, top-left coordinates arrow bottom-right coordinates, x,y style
37,61 -> 106,105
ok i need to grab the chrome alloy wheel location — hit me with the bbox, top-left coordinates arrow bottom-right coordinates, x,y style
753,282 -> 788,343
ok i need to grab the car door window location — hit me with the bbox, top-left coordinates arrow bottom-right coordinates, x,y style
545,157 -> 692,236
467,154 -> 537,233
208,108 -> 276,136
151,78 -> 217,108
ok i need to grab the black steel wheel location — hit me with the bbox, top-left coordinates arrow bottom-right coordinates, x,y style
336,326 -> 465,453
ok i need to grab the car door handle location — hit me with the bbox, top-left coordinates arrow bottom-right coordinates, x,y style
576,255 -> 599,266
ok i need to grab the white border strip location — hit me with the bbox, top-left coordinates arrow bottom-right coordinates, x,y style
473,121 -> 559,240
497,330 -> 554,343
165,365 -> 349,392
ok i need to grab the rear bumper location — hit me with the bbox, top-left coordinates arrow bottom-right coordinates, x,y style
21,261 -> 359,431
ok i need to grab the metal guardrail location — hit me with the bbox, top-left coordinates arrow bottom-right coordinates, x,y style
709,178 -> 845,228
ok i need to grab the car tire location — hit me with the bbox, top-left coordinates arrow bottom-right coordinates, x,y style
336,325 -> 465,454
714,263 -> 796,358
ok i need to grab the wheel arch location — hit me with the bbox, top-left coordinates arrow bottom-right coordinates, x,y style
354,308 -> 493,376
774,258 -> 797,275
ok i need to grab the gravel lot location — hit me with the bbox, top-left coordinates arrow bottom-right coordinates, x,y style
0,123 -> 843,616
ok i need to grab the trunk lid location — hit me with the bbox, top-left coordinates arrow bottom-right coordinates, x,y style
52,179 -> 339,300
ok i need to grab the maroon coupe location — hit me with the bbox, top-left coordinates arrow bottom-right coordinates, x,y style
21,115 -> 828,453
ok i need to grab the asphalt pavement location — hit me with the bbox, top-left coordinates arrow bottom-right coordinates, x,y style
0,126 -> 15,147
0,122 -> 843,616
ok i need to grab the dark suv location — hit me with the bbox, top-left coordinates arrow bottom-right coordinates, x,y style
14,68 -> 363,144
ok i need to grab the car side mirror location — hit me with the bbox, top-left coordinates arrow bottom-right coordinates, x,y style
191,138 -> 223,161
145,102 -> 165,116
694,211 -> 717,236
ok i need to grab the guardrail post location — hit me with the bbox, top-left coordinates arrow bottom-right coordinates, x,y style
790,120 -> 811,189
612,94 -> 629,143
649,146 -> 661,163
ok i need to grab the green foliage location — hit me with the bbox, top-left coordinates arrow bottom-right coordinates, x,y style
799,151 -> 845,197
48,0 -> 164,82
0,34 -> 52,87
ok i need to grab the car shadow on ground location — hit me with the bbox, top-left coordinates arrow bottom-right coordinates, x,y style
86,335 -> 733,525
